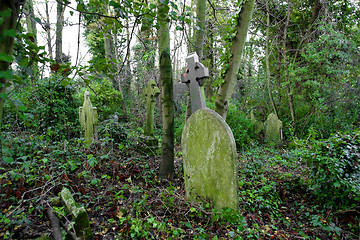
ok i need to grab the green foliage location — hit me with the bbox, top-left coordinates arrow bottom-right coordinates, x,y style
288,24 -> 360,137
3,76 -> 80,140
174,101 -> 186,143
226,102 -> 254,148
301,130 -> 360,208
97,119 -> 128,147
79,78 -> 123,121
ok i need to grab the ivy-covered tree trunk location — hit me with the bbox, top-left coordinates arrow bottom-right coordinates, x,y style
214,0 -> 255,119
55,0 -> 64,63
0,0 -> 22,127
157,0 -> 175,178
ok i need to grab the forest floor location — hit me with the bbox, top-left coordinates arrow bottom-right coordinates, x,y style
0,134 -> 359,239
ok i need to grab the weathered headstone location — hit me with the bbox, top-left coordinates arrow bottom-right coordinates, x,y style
143,79 -> 160,136
139,80 -> 160,155
60,187 -> 93,240
182,109 -> 238,210
265,113 -> 283,145
181,53 -> 238,210
79,90 -> 98,145
181,52 -> 209,114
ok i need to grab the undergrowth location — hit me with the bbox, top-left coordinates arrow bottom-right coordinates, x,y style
0,127 -> 359,239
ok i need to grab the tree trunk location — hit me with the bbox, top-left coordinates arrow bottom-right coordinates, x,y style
266,0 -> 278,117
282,1 -> 295,123
104,34 -> 113,60
25,0 -> 38,80
103,5 -> 113,60
123,18 -> 132,97
0,0 -> 22,127
25,0 -> 36,40
204,21 -> 214,99
157,0 -> 175,178
193,0 -> 206,59
55,0 -> 64,63
45,0 -> 53,59
214,0 -> 255,119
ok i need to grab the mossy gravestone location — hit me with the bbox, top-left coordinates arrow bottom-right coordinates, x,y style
265,113 -> 283,145
140,80 -> 160,154
181,53 -> 238,210
143,79 -> 160,137
79,90 -> 98,145
60,187 -> 93,240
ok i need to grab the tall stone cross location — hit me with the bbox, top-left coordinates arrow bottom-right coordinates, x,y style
143,79 -> 160,136
79,90 -> 98,145
181,52 -> 209,114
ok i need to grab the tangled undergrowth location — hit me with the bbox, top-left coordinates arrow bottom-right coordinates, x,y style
0,130 -> 359,239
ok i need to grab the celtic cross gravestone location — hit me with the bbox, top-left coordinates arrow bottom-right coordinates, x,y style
181,53 -> 238,210
181,52 -> 209,114
143,79 -> 160,136
79,90 -> 98,145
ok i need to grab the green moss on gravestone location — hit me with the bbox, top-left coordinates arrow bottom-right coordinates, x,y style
182,108 -> 238,210
79,90 -> 98,145
265,113 -> 283,146
60,187 -> 93,240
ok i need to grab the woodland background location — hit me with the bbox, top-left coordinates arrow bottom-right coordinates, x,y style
0,0 -> 359,239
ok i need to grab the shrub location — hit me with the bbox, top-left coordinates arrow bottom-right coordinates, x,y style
301,130 -> 360,208
79,78 -> 124,121
97,119 -> 128,146
3,76 -> 80,140
226,103 -> 254,148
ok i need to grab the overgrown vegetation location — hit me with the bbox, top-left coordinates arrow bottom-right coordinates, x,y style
1,126 -> 359,238
1,0 -> 360,238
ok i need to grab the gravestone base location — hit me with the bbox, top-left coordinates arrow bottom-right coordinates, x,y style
138,135 -> 160,156
182,108 -> 238,210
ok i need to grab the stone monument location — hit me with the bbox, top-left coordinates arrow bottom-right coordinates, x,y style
139,80 -> 160,155
265,113 -> 283,146
181,52 -> 209,114
181,53 -> 238,210
79,90 -> 98,145
143,79 -> 160,136
61,187 -> 93,239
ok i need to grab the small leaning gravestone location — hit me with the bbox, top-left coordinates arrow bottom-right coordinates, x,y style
265,113 -> 283,146
181,53 -> 238,210
79,90 -> 98,145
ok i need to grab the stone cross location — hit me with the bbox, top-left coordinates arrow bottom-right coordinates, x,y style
79,90 -> 98,145
143,79 -> 160,136
181,52 -> 209,114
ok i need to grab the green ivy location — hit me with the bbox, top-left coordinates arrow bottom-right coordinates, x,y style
301,130 -> 360,208
226,102 -> 254,148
